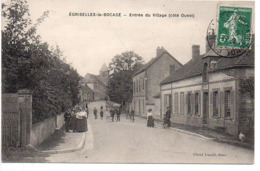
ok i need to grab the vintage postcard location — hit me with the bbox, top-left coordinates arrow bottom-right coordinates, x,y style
1,0 -> 255,165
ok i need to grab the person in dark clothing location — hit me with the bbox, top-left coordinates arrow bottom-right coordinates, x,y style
116,108 -> 121,122
147,108 -> 154,127
64,111 -> 71,132
110,108 -> 115,122
100,108 -> 104,119
130,109 -> 135,122
164,106 -> 171,127
94,107 -> 97,119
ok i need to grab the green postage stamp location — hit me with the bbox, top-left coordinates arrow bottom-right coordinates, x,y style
217,6 -> 252,49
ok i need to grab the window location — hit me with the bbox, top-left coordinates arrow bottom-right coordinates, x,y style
139,79 -> 141,92
180,92 -> 184,115
224,90 -> 231,117
137,80 -> 139,93
210,60 -> 217,70
174,92 -> 179,114
195,93 -> 199,115
202,63 -> 208,82
187,93 -> 192,114
213,91 -> 219,117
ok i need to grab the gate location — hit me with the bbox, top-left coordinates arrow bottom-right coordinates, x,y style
2,90 -> 32,147
2,94 -> 20,147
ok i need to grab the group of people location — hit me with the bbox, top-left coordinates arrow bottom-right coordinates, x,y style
93,106 -> 104,120
92,105 -> 122,122
146,106 -> 171,128
109,107 -> 121,122
64,107 -> 88,132
76,102 -> 172,129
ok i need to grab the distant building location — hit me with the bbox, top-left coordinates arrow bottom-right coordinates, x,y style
79,64 -> 109,102
132,47 -> 182,117
160,32 -> 254,136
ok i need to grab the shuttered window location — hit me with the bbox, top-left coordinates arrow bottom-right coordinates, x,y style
224,90 -> 231,117
180,92 -> 184,115
174,92 -> 179,114
187,93 -> 192,114
195,93 -> 199,115
213,91 -> 219,117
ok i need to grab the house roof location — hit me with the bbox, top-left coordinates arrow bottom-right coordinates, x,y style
160,48 -> 254,85
80,85 -> 93,93
133,49 -> 182,76
83,73 -> 106,87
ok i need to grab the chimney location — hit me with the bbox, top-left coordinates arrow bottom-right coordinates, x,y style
156,46 -> 165,57
206,29 -> 216,53
192,45 -> 200,60
170,65 -> 175,75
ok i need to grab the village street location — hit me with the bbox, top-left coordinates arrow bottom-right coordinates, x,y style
41,112 -> 253,164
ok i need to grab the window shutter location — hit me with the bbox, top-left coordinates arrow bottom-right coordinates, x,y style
191,93 -> 195,115
220,91 -> 224,118
198,92 -> 201,115
230,90 -> 234,119
185,93 -> 188,115
209,92 -> 213,117
217,92 -> 221,117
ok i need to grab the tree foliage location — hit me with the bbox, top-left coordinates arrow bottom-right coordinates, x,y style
239,77 -> 254,109
2,0 -> 81,123
108,51 -> 143,105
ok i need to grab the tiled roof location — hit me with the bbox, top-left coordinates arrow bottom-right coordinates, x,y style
80,85 -> 93,93
83,73 -> 106,87
133,50 -> 182,76
161,49 -> 254,85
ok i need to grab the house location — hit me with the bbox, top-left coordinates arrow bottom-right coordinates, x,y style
78,85 -> 94,102
79,64 -> 109,101
160,32 -> 254,137
132,47 -> 182,117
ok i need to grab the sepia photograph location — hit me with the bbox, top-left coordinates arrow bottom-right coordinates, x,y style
1,0 -> 256,165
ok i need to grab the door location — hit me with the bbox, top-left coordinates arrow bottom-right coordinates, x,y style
164,94 -> 172,114
203,92 -> 209,124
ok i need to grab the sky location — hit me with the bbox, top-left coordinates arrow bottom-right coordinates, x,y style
2,0 -> 255,76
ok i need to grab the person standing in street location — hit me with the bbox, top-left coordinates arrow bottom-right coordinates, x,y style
110,108 -> 115,122
147,109 -> 154,127
164,106 -> 171,128
116,108 -> 121,122
130,109 -> 135,122
100,108 -> 104,120
94,107 -> 97,119
64,111 -> 71,132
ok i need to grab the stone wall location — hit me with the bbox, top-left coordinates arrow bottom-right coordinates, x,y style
30,114 -> 65,147
56,113 -> 65,129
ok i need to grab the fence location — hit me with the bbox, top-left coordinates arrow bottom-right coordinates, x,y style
2,90 -> 65,148
2,90 -> 32,147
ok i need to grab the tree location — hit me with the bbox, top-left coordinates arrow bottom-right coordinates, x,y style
239,77 -> 254,109
108,51 -> 143,106
2,0 -> 81,123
